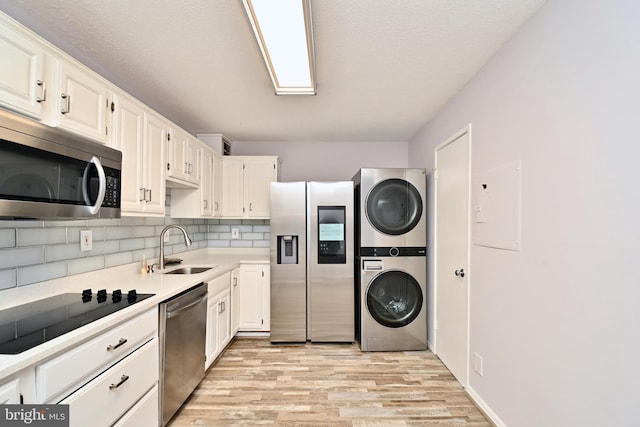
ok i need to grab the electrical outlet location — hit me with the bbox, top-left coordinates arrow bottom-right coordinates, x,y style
164,231 -> 171,243
231,228 -> 239,239
80,230 -> 93,252
473,352 -> 484,376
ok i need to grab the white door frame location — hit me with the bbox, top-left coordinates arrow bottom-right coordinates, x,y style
433,124 -> 472,386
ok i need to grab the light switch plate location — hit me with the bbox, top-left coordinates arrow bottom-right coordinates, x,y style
231,228 -> 239,239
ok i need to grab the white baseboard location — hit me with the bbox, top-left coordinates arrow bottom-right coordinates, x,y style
466,385 -> 508,427
235,331 -> 270,337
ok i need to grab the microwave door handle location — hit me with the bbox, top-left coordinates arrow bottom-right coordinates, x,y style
82,156 -> 107,215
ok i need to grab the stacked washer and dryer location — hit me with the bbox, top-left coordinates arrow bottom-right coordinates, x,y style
353,168 -> 428,351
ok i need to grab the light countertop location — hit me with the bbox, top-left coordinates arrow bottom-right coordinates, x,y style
0,248 -> 269,380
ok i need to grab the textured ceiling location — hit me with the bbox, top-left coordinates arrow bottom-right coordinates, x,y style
0,0 -> 546,142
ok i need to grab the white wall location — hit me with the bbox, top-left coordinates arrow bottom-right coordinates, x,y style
231,140 -> 408,181
409,0 -> 640,426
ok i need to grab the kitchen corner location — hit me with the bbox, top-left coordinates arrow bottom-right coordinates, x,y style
0,247 -> 268,412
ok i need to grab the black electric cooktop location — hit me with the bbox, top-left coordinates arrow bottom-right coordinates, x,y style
0,289 -> 154,354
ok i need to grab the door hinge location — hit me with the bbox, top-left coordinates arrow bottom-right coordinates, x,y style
167,163 -> 170,171
110,101 -> 115,112
20,393 -> 24,404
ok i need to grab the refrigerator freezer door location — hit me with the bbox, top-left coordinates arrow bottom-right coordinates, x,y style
270,182 -> 307,342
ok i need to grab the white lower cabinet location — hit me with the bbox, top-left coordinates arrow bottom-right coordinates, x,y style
238,263 -> 270,332
230,268 -> 240,335
206,272 -> 232,369
36,308 -> 157,403
112,383 -> 158,427
60,338 -> 158,427
0,378 -> 20,404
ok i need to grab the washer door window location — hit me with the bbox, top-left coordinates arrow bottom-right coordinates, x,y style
366,270 -> 423,328
366,178 -> 423,235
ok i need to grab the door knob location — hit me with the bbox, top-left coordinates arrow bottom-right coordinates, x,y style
454,269 -> 465,278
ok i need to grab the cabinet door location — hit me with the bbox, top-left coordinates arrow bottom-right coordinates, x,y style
0,378 -> 20,404
245,158 -> 277,217
218,291 -> 231,348
212,154 -> 223,216
260,265 -> 270,331
230,268 -> 240,335
186,136 -> 200,185
57,59 -> 108,143
238,265 -> 266,331
112,384 -> 158,427
0,21 -> 48,119
166,127 -> 188,182
111,93 -> 145,213
143,111 -> 166,215
205,296 -> 219,370
201,148 -> 213,216
222,157 -> 245,217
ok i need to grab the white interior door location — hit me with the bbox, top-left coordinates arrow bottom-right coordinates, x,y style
435,129 -> 470,385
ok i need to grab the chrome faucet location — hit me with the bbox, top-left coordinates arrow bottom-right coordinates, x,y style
159,225 -> 192,270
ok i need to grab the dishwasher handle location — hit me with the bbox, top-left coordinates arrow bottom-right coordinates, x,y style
166,294 -> 207,319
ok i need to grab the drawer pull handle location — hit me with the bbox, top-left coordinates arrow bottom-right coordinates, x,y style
109,375 -> 129,390
107,338 -> 128,351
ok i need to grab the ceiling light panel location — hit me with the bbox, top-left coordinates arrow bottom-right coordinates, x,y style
243,0 -> 316,95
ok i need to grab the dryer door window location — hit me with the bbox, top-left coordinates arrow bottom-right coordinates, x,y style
366,178 -> 423,235
366,270 -> 423,328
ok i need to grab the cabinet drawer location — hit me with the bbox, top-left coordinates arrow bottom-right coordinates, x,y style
112,383 -> 158,427
61,338 -> 158,427
208,271 -> 230,295
0,378 -> 20,404
36,308 -> 157,403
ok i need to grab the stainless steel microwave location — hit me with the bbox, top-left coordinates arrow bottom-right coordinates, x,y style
0,109 -> 122,219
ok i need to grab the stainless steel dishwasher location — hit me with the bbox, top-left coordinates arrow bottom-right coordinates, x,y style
159,282 -> 208,426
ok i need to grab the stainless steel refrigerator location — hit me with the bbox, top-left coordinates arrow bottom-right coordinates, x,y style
270,181 -> 355,343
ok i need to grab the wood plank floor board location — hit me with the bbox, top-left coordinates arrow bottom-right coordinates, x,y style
167,338 -> 492,427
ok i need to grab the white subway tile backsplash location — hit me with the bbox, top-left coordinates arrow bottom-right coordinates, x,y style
242,233 -> 264,240
0,247 -> 44,269
0,229 -> 15,248
0,269 -> 17,290
230,240 -> 252,248
105,251 -> 134,268
67,256 -> 105,276
17,228 -> 67,246
210,240 -> 231,247
0,218 -> 270,288
17,262 -> 67,286
45,244 -> 84,262
119,238 -> 146,251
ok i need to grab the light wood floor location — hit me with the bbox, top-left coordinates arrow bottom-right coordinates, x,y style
168,338 -> 492,426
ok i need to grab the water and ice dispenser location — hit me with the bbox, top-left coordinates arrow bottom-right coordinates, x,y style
277,235 -> 298,264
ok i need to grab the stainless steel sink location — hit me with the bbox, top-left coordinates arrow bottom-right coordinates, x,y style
164,266 -> 213,275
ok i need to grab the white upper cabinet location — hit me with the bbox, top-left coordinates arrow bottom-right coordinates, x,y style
166,128 -> 200,187
141,110 -> 167,215
0,18 -> 49,120
110,91 -> 166,216
170,145 -> 221,218
222,156 -> 278,218
56,58 -> 109,143
0,13 -> 110,144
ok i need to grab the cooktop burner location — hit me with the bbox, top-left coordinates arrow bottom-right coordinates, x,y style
0,289 -> 154,354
